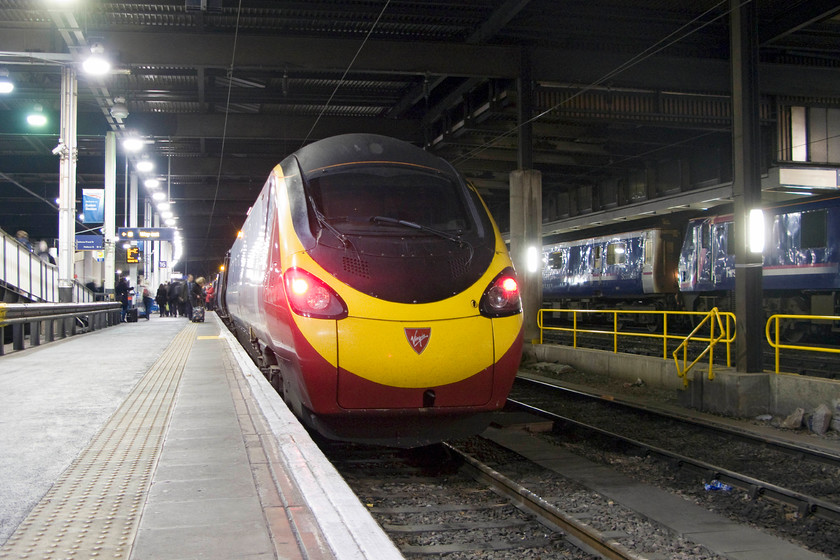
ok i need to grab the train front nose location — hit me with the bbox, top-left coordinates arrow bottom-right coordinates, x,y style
335,317 -> 496,409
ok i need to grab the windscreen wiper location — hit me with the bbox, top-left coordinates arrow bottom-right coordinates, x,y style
370,215 -> 463,245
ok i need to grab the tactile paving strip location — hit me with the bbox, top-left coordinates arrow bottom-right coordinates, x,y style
0,324 -> 197,560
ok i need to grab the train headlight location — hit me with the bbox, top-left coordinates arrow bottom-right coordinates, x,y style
284,268 -> 348,319
479,267 -> 522,318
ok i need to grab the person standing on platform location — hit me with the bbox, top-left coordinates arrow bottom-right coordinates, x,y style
204,281 -> 215,311
167,281 -> 181,317
140,282 -> 154,320
115,276 -> 130,322
182,274 -> 194,319
36,240 -> 55,264
15,230 -> 32,252
155,283 -> 169,317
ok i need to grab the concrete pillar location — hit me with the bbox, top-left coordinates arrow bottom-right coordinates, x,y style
57,66 -> 77,303
104,132 -> 117,295
730,0 -> 764,372
510,169 -> 543,343
129,173 -> 138,284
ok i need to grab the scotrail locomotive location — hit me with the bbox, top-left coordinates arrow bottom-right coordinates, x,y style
542,194 -> 840,340
217,133 -> 524,447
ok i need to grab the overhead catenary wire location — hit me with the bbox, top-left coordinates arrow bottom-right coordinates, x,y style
300,0 -> 393,148
203,0 -> 245,257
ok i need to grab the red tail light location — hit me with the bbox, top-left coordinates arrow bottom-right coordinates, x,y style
479,267 -> 522,318
284,268 -> 348,319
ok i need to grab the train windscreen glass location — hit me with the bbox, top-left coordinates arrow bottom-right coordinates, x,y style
308,166 -> 469,233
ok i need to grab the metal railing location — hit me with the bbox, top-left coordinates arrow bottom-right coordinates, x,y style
0,301 -> 122,356
538,307 -> 735,359
765,313 -> 840,374
672,307 -> 733,387
0,229 -> 96,303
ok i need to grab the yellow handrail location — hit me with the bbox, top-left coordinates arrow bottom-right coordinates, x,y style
537,307 -> 735,367
765,313 -> 840,373
672,307 -> 731,388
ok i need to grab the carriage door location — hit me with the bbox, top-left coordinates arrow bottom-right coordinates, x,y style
697,221 -> 712,285
642,232 -> 655,293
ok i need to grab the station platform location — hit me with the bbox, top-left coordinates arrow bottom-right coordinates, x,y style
0,313 -> 403,560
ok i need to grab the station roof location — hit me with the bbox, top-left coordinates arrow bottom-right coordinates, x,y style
1,0 -> 838,275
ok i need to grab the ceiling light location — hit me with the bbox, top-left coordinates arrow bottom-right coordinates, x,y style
82,44 -> 111,76
110,96 -> 129,119
165,218 -> 176,226
161,211 -> 174,219
122,136 -> 143,152
136,159 -> 154,173
157,202 -> 171,211
152,191 -> 167,201
144,178 -> 160,189
27,104 -> 47,127
0,68 -> 13,94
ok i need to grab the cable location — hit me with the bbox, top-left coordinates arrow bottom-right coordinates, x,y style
203,0 -> 244,254
300,0 -> 392,148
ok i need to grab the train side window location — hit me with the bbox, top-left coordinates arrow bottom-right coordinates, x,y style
548,251 -> 565,270
643,238 -> 653,265
801,209 -> 827,249
607,242 -> 626,265
593,245 -> 602,267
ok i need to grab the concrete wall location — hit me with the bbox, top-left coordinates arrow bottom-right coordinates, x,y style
526,343 -> 840,419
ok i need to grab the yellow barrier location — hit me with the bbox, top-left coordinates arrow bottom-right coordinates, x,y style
671,307 -> 733,387
765,313 -> 840,373
537,308 -> 735,370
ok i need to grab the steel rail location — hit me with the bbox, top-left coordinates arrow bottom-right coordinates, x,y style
518,375 -> 840,467
506,392 -> 840,524
445,443 -> 645,560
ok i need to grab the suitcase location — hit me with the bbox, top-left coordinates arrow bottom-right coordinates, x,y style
126,308 -> 138,323
191,306 -> 205,323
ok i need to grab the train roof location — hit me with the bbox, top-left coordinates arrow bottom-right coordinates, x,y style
686,193 -> 840,225
292,134 -> 458,180
545,227 -> 678,249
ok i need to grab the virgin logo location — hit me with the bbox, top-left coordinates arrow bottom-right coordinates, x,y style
405,328 -> 431,354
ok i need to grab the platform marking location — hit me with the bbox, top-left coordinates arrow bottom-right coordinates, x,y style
0,323 -> 197,560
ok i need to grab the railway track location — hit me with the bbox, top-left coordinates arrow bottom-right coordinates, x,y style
507,375 -> 840,556
319,440 -> 656,559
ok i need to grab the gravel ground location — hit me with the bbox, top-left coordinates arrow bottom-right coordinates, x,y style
514,362 -> 840,559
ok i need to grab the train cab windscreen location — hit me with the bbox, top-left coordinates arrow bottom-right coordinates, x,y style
306,166 -> 471,236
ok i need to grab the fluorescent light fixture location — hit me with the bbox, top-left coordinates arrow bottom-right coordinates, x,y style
160,211 -> 174,219
0,68 -> 13,94
748,208 -> 765,254
157,202 -> 170,211
82,44 -> 111,76
152,191 -> 166,201
144,178 -> 160,189
27,104 -> 47,127
122,136 -> 143,152
136,159 -> 154,173
526,246 -> 539,273
164,218 -> 176,226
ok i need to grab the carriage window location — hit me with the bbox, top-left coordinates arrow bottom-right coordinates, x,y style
644,238 -> 654,265
548,251 -> 565,270
607,242 -> 626,265
801,210 -> 827,249
715,223 -> 733,255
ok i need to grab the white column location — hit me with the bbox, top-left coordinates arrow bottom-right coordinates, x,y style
57,66 -> 78,302
104,131 -> 117,294
509,169 -> 543,343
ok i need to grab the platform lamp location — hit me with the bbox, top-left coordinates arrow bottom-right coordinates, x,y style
0,68 -> 13,94
26,104 -> 48,127
748,208 -> 765,254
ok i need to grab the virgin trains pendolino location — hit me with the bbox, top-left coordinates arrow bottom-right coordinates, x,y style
217,133 -> 524,447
